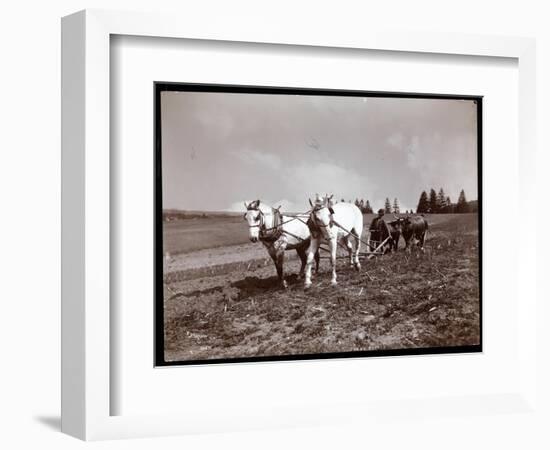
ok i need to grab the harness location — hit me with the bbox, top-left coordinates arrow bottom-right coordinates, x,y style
246,206 -> 284,242
245,201 -> 388,258
308,205 -> 335,238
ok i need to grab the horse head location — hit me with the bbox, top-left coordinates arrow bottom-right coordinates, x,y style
309,193 -> 335,239
243,199 -> 263,242
388,214 -> 404,229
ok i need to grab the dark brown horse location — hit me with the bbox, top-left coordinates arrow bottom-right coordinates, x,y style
370,215 -> 397,253
400,215 -> 429,251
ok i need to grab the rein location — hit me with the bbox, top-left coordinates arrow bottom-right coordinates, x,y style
246,206 -> 283,242
309,205 -> 335,233
246,205 -> 313,243
308,205 -> 374,250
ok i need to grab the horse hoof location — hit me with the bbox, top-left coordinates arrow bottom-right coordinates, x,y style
304,282 -> 312,290
354,263 -> 361,271
282,281 -> 288,289
331,280 -> 338,287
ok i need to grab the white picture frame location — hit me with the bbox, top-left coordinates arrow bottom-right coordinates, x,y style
61,9 -> 537,441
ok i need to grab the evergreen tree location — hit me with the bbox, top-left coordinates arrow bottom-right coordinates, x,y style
384,198 -> 392,214
437,188 -> 447,213
365,200 -> 373,214
429,188 -> 437,213
446,196 -> 452,213
456,189 -> 469,213
393,198 -> 400,214
416,191 -> 429,214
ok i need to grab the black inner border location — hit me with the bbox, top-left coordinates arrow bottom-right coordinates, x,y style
154,82 -> 483,367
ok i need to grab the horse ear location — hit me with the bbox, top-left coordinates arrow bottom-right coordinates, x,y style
244,201 -> 248,209
256,199 -> 260,205
309,198 -> 313,207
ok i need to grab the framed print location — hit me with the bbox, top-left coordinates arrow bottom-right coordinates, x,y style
61,9 -> 537,441
155,83 -> 482,367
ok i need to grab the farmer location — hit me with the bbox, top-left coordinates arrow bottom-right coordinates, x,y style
369,209 -> 391,253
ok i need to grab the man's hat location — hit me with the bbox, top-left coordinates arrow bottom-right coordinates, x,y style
377,208 -> 385,215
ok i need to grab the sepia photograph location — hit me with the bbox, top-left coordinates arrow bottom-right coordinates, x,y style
155,84 -> 481,365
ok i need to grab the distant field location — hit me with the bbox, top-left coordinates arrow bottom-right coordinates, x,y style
162,212 -> 458,255
162,213 -> 480,363
163,215 -> 249,255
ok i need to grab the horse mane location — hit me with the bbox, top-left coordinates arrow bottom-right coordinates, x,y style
253,202 -> 284,241
246,201 -> 281,234
257,203 -> 274,215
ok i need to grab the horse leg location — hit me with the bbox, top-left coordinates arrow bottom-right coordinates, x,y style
304,238 -> 320,288
266,244 -> 279,276
329,238 -> 338,286
276,249 -> 287,288
296,246 -> 307,279
405,237 -> 412,253
265,242 -> 286,288
344,236 -> 354,267
353,230 -> 361,270
273,238 -> 289,288
419,232 -> 426,252
314,250 -> 320,274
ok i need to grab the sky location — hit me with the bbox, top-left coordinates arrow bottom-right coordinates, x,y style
161,90 -> 479,213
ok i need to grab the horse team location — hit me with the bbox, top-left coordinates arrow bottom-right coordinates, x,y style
243,194 -> 428,289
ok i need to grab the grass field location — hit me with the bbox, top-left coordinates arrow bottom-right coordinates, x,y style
162,213 -> 480,363
164,215 -> 249,255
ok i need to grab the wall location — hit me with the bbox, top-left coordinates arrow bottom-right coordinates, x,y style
0,1 -> 547,448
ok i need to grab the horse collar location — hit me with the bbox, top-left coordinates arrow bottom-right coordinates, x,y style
259,208 -> 283,242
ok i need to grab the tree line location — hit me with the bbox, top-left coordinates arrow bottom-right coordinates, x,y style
336,188 -> 475,214
416,188 -> 473,214
338,198 -> 411,215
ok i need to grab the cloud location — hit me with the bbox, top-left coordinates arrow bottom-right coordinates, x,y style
233,148 -> 282,170
225,198 -> 303,213
387,132 -> 404,149
225,159 -> 377,213
226,201 -> 248,212
406,135 -> 421,169
271,199 -> 304,213
162,92 -> 478,212
281,161 -> 376,207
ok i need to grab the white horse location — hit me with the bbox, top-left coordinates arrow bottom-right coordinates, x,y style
304,194 -> 363,288
243,200 -> 319,288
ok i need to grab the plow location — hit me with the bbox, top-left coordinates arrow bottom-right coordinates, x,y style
317,235 -> 391,260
